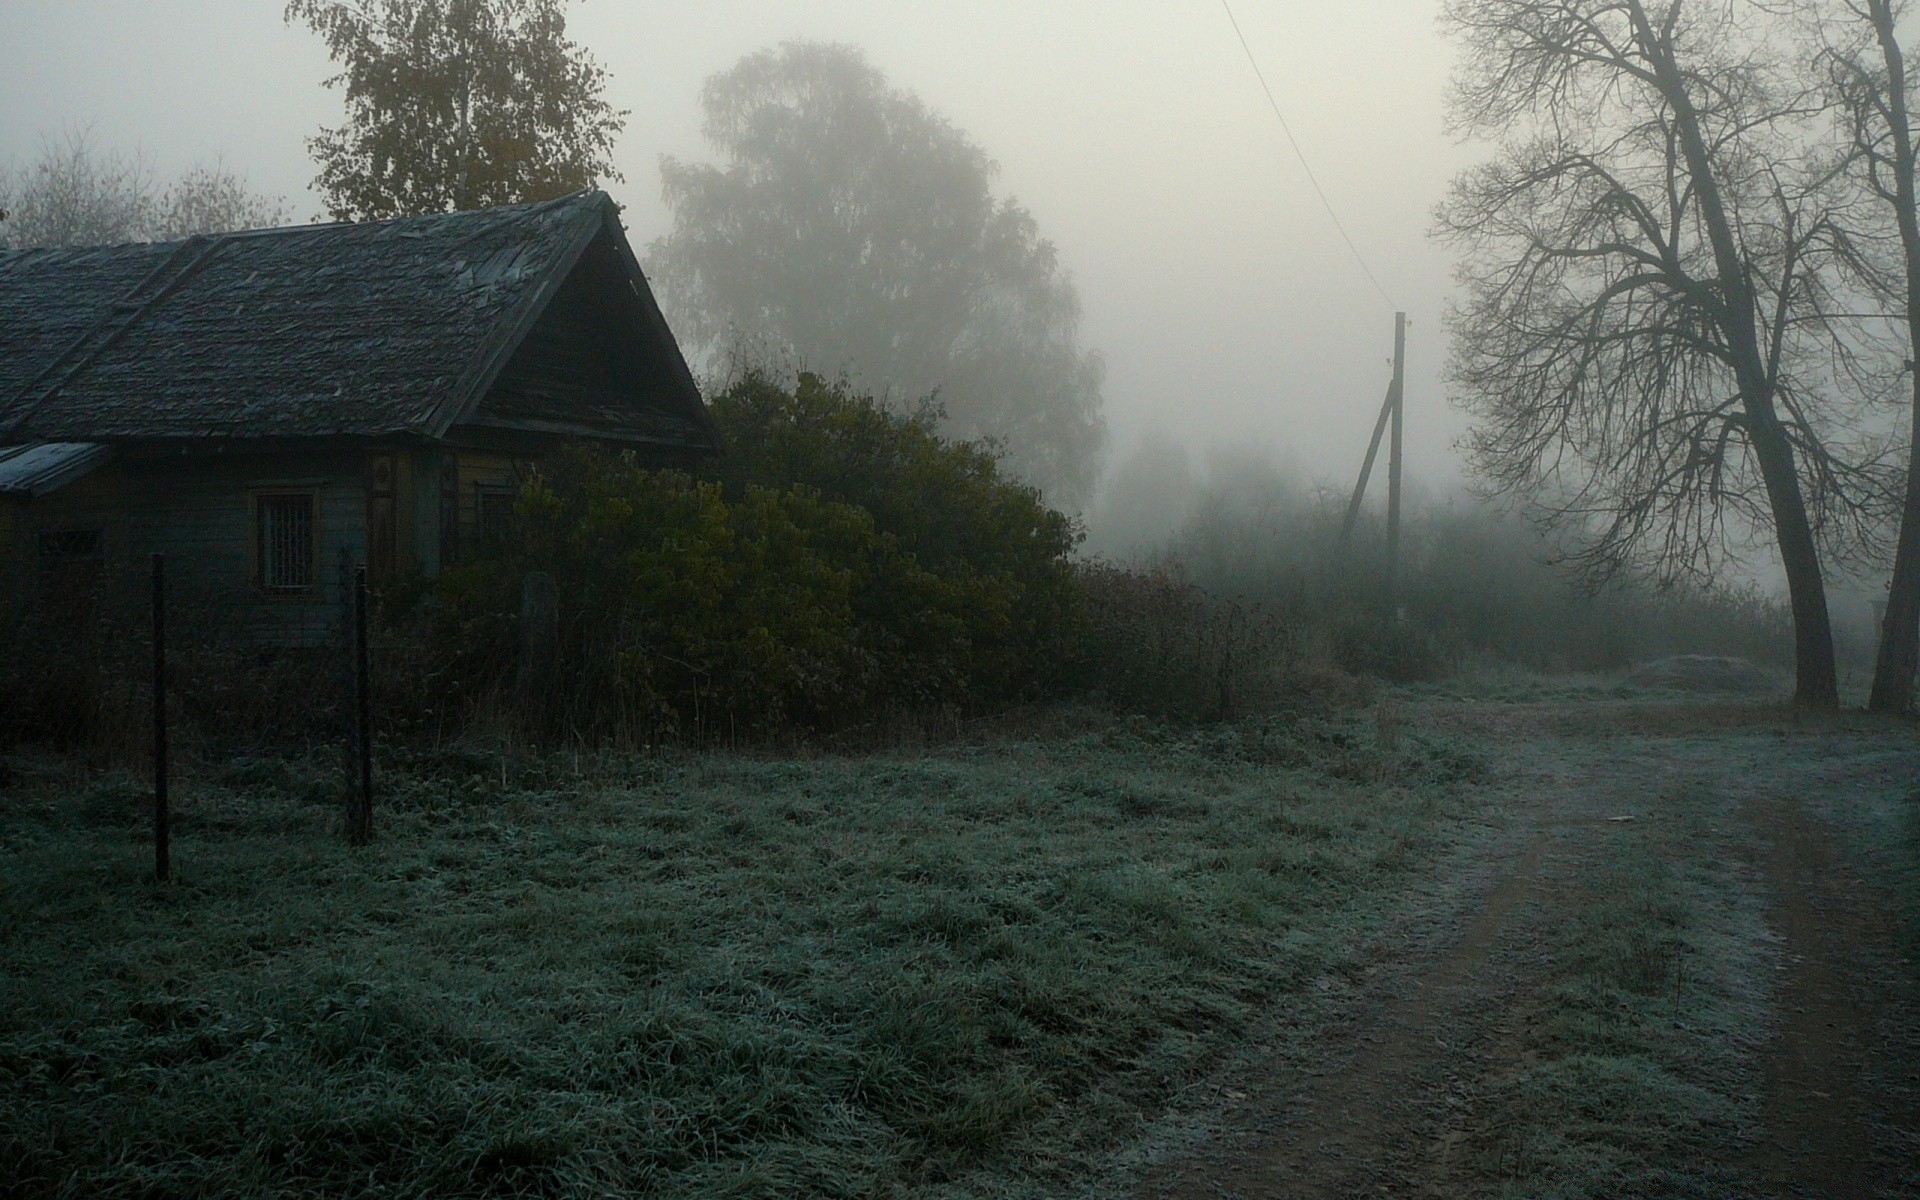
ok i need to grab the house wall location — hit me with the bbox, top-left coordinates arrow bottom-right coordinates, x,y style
17,450 -> 370,647
1,444 -> 552,646
1,441 -> 560,645
0,499 -> 24,622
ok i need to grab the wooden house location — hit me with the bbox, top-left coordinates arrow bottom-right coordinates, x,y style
0,191 -> 716,643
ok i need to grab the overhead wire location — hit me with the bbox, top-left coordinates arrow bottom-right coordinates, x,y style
1219,0 -> 1399,312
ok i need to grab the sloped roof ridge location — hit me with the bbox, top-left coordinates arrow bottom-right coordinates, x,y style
0,189 -> 604,261
0,190 -> 685,447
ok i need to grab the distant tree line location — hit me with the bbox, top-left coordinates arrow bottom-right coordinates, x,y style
0,129 -> 287,250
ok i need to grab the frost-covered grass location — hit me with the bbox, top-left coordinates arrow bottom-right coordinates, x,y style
0,715 -> 1484,1199
1472,773 -> 1773,1198
1810,742 -> 1920,966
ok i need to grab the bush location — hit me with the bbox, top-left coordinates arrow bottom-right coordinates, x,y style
707,371 -> 1083,696
406,373 -> 1083,742
1071,562 -> 1303,721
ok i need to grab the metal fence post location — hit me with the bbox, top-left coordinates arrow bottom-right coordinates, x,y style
151,553 -> 169,882
349,564 -> 373,845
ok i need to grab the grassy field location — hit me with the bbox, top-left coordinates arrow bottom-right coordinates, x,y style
0,713 -> 1486,1198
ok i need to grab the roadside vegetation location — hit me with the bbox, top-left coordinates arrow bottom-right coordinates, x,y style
1094,439 -> 1800,687
0,715 -> 1485,1197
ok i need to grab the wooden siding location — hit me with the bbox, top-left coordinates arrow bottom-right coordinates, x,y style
0,499 -> 24,620
0,445 -> 565,645
15,451 -> 369,647
473,228 -> 710,450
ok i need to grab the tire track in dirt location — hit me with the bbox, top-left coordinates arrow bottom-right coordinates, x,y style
1741,790 -> 1912,1198
1129,702 -> 1920,1199
1134,707 -> 1575,1199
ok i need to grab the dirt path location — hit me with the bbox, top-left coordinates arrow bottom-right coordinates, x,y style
1742,790 -> 1912,1195
1130,701 -> 1919,1200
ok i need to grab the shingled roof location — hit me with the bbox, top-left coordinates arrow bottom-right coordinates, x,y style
0,191 -> 716,450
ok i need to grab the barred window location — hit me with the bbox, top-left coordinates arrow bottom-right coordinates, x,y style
256,493 -> 315,593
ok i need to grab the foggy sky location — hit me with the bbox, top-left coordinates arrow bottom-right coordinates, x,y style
1,1 -> 1478,514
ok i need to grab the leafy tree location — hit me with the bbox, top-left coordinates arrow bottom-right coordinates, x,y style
1437,0 -> 1885,708
0,130 -> 286,249
285,0 -> 624,220
155,164 -> 294,241
647,42 -> 1108,508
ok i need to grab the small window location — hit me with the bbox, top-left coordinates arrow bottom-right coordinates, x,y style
38,528 -> 103,567
256,493 -> 316,593
475,483 -> 517,549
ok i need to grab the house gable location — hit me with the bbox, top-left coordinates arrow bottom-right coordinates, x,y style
456,221 -> 716,451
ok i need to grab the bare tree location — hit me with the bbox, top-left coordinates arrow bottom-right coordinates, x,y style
156,162 -> 291,241
1437,0 -> 1887,708
0,129 -> 154,249
1817,0 -> 1920,710
0,129 -> 287,250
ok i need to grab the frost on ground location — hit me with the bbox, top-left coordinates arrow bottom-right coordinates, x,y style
1137,697 -> 1920,1200
0,715 -> 1486,1199
2,689 -> 1915,1199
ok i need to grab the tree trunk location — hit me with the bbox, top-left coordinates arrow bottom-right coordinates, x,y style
1628,0 -> 1839,708
1872,465 -> 1920,711
1750,405 -> 1841,708
1864,0 -> 1920,713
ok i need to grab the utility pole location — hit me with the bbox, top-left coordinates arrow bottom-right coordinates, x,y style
1385,311 -> 1406,616
1340,312 -> 1408,617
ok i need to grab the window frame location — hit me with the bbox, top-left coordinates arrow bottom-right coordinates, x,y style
252,489 -> 320,597
473,480 -> 518,551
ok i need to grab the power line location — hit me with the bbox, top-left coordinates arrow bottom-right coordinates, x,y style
1219,0 -> 1398,311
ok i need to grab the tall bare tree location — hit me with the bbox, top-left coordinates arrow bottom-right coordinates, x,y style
0,129 -> 287,250
286,0 -> 625,221
1437,0 -> 1884,708
1817,0 -> 1920,710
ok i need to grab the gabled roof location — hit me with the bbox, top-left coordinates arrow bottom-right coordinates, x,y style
0,192 -> 716,451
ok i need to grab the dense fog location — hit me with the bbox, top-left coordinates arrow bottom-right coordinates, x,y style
9,0 -> 1914,651
1,0 -> 1470,521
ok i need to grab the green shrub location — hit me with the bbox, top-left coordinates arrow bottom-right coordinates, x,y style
408,373 -> 1083,741
707,371 -> 1082,696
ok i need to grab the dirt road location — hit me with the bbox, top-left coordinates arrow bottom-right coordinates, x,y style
1131,699 -> 1920,1199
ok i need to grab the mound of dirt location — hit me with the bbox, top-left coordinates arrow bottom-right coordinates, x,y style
1625,654 -> 1782,694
